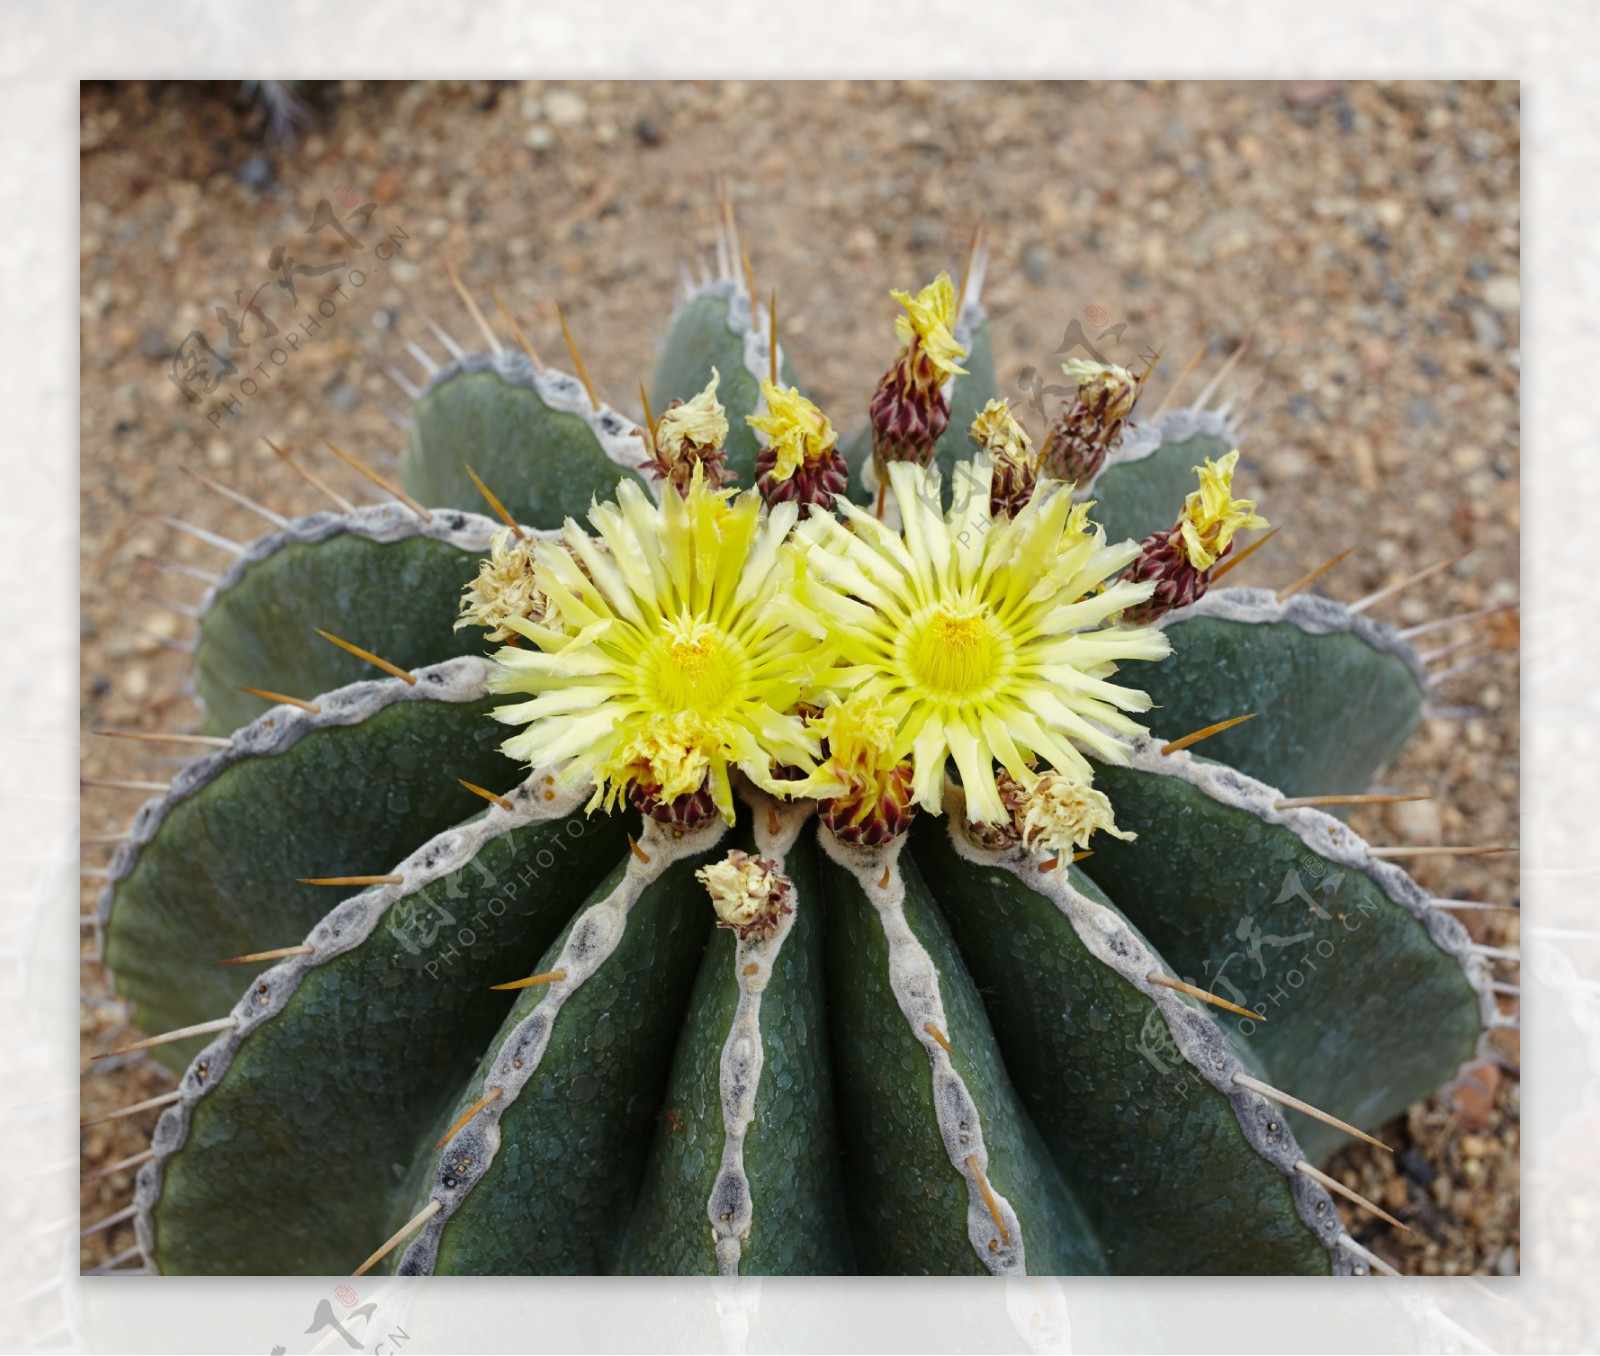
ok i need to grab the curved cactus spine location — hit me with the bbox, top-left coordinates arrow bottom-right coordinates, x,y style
82,220 -> 1514,1279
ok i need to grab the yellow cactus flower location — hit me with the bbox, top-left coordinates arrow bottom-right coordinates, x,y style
891,271 -> 969,381
1177,449 -> 1271,571
780,457 -> 1170,826
747,382 -> 838,484
489,468 -> 819,824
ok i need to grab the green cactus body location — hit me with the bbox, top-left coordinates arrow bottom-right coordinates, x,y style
93,241 -> 1496,1280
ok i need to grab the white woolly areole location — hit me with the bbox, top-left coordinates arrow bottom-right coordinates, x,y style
417,348 -> 650,486
815,824 -> 1030,1276
705,788 -> 814,1275
397,811 -> 731,1275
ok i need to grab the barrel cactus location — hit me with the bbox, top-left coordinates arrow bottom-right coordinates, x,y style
87,220 -> 1506,1280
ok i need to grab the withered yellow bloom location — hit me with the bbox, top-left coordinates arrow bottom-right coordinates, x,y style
655,367 -> 729,458
891,271 -> 969,381
970,399 -> 1034,462
747,382 -> 838,484
1062,358 -> 1140,424
1014,771 -> 1135,859
455,529 -> 552,643
1177,449 -> 1270,571
804,694 -> 901,801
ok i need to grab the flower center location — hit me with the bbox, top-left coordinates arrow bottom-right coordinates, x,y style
648,618 -> 743,714
905,604 -> 1003,696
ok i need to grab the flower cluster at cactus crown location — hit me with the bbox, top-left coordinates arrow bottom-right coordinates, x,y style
484,275 -> 1269,850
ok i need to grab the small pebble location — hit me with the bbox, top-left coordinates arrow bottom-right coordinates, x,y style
236,153 -> 276,191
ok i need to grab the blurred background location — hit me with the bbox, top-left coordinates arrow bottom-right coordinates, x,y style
78,79 -> 1520,1277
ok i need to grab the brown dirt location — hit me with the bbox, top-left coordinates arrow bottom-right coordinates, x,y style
78,79 -> 1519,1275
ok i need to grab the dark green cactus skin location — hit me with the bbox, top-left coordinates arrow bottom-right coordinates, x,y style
402,353 -> 648,527
912,827 -> 1329,1275
96,271 -> 1492,1280
195,526 -> 491,733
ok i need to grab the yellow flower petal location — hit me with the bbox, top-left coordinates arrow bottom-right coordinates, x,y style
890,271 -> 969,381
747,381 -> 838,483
1177,449 -> 1271,570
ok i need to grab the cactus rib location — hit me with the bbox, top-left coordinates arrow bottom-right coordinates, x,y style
818,828 -> 1033,1275
396,811 -> 732,1275
935,780 -> 1364,1274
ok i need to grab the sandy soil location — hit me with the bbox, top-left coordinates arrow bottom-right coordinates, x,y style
78,79 -> 1519,1276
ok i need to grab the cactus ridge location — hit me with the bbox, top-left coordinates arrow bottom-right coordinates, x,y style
1101,738 -> 1499,1081
396,808 -> 729,1274
95,651 -> 497,940
818,821 -> 1037,1274
935,779 -> 1368,1274
189,505 -> 518,729
125,749 -> 607,1271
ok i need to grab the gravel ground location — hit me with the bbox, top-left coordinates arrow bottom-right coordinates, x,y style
79,79 -> 1520,1276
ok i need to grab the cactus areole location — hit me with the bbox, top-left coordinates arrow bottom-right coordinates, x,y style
95,230 -> 1496,1278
